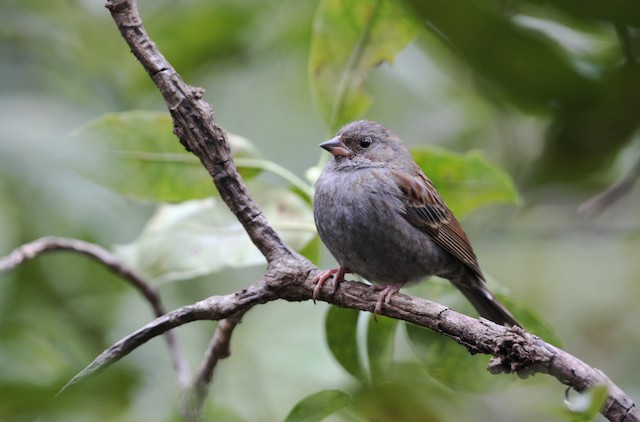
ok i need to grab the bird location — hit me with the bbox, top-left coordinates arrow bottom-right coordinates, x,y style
312,120 -> 521,327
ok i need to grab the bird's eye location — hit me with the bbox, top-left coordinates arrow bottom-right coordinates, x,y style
359,137 -> 372,148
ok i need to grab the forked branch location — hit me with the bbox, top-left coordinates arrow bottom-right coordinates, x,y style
6,0 -> 634,421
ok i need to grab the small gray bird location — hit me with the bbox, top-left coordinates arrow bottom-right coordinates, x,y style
312,120 -> 521,327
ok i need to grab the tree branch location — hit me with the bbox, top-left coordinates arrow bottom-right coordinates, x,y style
55,267 -> 639,421
0,236 -> 191,388
182,309 -> 248,421
13,1 -> 626,421
194,309 -> 248,388
59,275 -> 278,392
2,234 -> 636,420
105,0 -> 298,265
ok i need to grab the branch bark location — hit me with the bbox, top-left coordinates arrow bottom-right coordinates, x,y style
105,0 -> 298,267
56,266 -> 638,421
183,309 -> 248,421
3,0 -> 634,421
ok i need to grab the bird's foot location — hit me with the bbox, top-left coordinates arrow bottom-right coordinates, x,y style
372,283 -> 403,320
312,267 -> 349,303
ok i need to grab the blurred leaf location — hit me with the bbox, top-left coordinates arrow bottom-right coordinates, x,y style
498,294 -> 563,347
561,385 -> 608,421
147,3 -> 253,74
520,0 -> 640,26
65,110 -> 262,202
298,235 -> 322,266
403,0 -> 592,111
0,369 -> 139,421
350,363 -> 458,422
284,389 -> 351,422
0,179 -> 19,253
411,146 -> 519,218
366,315 -> 397,383
531,65 -> 640,184
115,181 -> 315,282
403,0 -> 640,184
325,306 -> 366,381
404,322 -> 511,393
305,163 -> 323,187
234,157 -> 314,203
309,0 -> 416,131
206,402 -> 249,422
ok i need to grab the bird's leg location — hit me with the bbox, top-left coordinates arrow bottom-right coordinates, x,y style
312,267 -> 349,303
372,283 -> 403,320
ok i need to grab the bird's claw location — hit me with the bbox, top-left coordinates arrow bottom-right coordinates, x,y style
372,284 -> 402,321
312,267 -> 348,303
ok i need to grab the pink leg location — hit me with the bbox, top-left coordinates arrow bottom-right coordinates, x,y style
372,283 -> 403,320
312,267 -> 349,302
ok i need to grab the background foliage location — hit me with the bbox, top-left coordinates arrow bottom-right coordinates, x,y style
1,0 -> 639,421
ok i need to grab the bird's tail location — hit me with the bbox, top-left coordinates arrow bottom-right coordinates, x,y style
455,277 -> 521,328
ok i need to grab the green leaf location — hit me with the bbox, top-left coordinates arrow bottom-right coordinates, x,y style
561,385 -> 608,421
366,315 -> 397,383
65,110 -> 262,202
350,364 -> 457,422
309,0 -> 416,131
497,294 -> 563,348
410,146 -> 519,218
284,390 -> 351,422
519,0 -> 640,26
234,157 -> 314,203
298,235 -> 322,266
115,181 -> 316,282
325,306 -> 365,381
403,0 -> 591,111
207,403 -> 248,422
404,321 -> 510,393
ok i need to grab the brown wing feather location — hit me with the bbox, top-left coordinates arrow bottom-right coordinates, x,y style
390,168 -> 483,278
390,169 -> 449,228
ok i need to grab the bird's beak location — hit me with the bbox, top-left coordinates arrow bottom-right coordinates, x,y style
320,137 -> 353,158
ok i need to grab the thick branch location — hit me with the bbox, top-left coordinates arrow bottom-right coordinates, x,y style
59,268 -> 639,421
105,0 -> 296,264
98,1 -> 639,421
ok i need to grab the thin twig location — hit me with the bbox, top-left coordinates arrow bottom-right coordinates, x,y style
182,309 -> 248,421
195,309 -> 248,385
0,236 -> 191,388
578,155 -> 640,218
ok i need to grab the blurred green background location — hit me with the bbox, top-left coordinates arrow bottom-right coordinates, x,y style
1,0 -> 639,421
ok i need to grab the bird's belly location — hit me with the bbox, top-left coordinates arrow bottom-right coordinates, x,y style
314,174 -> 446,284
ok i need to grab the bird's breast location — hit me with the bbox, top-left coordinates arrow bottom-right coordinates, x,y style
313,167 -> 442,284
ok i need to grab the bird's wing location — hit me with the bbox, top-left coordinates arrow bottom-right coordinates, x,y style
389,168 -> 483,277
